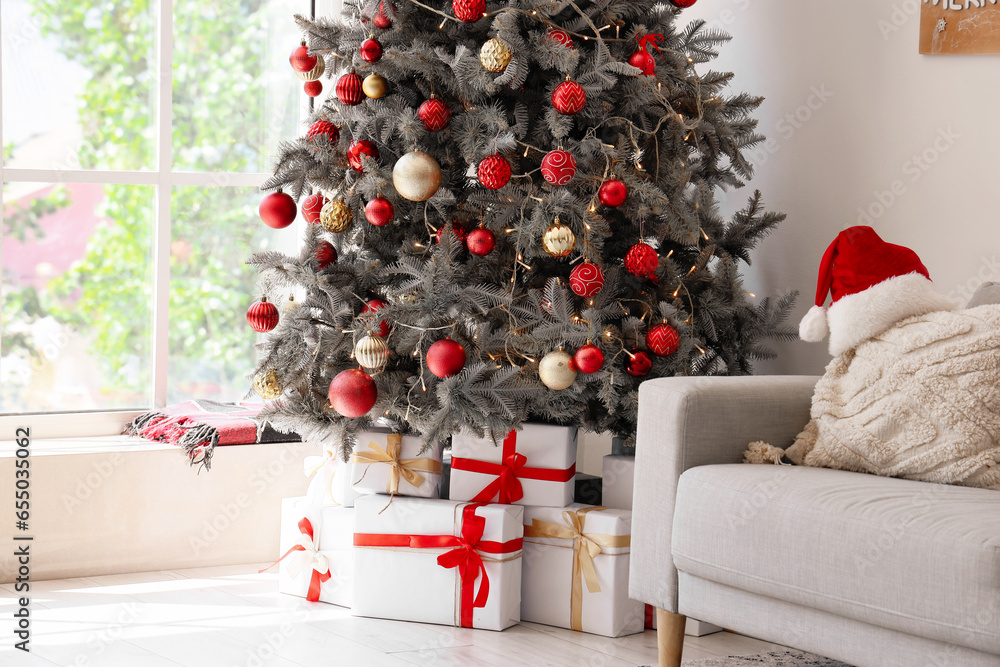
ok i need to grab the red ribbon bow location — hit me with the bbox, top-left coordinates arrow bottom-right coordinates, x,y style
636,33 -> 665,55
259,517 -> 332,602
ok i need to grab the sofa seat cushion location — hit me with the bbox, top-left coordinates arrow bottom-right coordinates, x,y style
672,465 -> 1000,654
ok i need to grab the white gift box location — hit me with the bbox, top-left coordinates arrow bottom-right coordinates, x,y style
521,503 -> 644,637
349,430 -> 443,499
352,496 -> 523,630
450,424 -> 577,507
602,454 -> 636,510
304,447 -> 363,508
276,496 -> 354,607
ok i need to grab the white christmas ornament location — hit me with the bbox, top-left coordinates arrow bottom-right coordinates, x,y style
539,349 -> 577,390
354,334 -> 389,370
392,151 -> 442,202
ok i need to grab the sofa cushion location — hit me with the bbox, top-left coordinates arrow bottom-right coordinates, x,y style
672,464 -> 1000,655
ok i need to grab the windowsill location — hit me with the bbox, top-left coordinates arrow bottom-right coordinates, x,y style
0,434 -> 182,457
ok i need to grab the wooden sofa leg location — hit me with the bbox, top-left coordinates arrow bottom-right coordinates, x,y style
656,608 -> 686,667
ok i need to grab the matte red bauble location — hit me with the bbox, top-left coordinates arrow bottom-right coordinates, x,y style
626,349 -> 653,377
466,227 -> 495,256
574,344 -> 604,374
313,241 -> 337,270
598,179 -> 627,207
569,262 -> 605,297
477,154 -> 511,189
436,222 -> 466,245
247,298 -> 279,332
365,196 -> 394,226
373,1 -> 393,29
301,193 -> 328,224
625,242 -> 658,278
427,338 -> 467,378
336,72 -> 364,106
362,298 -> 391,337
307,120 -> 340,145
547,29 -> 574,48
360,37 -> 383,63
328,368 -> 377,418
259,191 -> 297,229
628,49 -> 656,76
289,43 -> 317,73
670,0 -> 697,7
303,80 -> 323,97
418,96 -> 451,132
646,323 -> 680,356
540,149 -> 577,185
452,0 -> 485,22
552,80 -> 586,115
348,140 -> 379,172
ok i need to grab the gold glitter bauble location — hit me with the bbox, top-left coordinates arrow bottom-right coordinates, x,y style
392,151 -> 443,202
362,74 -> 388,99
295,58 -> 325,81
354,334 -> 389,370
253,369 -> 282,400
542,218 -> 576,258
320,197 -> 353,233
539,350 -> 577,390
480,38 -> 512,73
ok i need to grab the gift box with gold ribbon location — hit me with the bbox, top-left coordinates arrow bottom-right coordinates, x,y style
352,496 -> 524,630
349,431 -> 444,499
521,503 -> 644,637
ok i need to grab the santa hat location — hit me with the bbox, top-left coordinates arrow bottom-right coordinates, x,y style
800,226 -> 953,355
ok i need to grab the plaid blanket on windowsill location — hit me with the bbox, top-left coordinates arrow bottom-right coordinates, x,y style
123,400 -> 299,471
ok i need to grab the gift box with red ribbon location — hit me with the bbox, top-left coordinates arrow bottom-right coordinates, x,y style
449,424 -> 577,507
349,431 -> 444,499
352,496 -> 524,630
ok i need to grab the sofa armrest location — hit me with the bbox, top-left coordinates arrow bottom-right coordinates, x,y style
628,375 -> 818,612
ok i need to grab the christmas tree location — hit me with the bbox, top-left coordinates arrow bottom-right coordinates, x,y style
248,0 -> 796,455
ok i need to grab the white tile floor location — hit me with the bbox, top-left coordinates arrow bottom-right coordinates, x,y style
0,564 -> 786,666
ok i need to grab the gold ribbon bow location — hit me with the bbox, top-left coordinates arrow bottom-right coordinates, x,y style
524,506 -> 631,632
350,434 -> 443,495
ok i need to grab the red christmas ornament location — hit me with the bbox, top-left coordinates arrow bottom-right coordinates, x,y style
569,262 -> 605,297
418,96 -> 451,132
289,43 -> 317,73
328,368 -> 377,418
452,0 -> 485,22
598,179 -> 628,207
427,338 -> 467,378
303,80 -> 323,97
436,222 -> 467,245
626,349 -> 653,377
647,323 -> 680,356
629,34 -> 664,76
625,242 -> 658,278
360,37 -> 383,63
347,140 -> 379,172
547,29 -> 574,48
466,227 -> 496,256
259,191 -> 297,229
365,196 -> 394,226
477,154 -> 511,189
307,120 -> 340,145
336,72 -> 364,106
313,241 -> 338,270
373,1 -> 393,29
301,193 -> 328,224
670,0 -> 697,7
552,80 -> 586,115
247,298 -> 280,332
540,149 -> 577,186
574,344 -> 604,374
362,299 -> 391,337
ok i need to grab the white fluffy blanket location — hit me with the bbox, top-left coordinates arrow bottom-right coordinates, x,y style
749,305 -> 1000,489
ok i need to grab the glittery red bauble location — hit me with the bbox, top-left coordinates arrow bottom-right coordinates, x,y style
365,196 -> 394,226
360,38 -> 383,63
466,227 -> 495,256
289,44 -> 317,73
452,0 -> 485,22
569,262 -> 605,297
540,149 -> 577,185
259,191 -> 297,229
626,349 -> 653,376
307,120 -> 339,145
477,154 -> 511,189
547,29 -> 574,48
362,298 -> 391,337
646,323 -> 680,356
628,49 -> 656,76
348,140 -> 379,172
574,344 -> 604,374
418,97 -> 451,132
625,242 -> 658,278
598,179 -> 627,207
328,368 -> 377,418
373,1 -> 393,29
303,80 -> 323,97
670,0 -> 697,7
336,72 -> 364,106
552,80 -> 586,115
301,193 -> 328,224
436,222 -> 466,245
313,241 -> 337,270
247,298 -> 279,332
427,338 -> 467,378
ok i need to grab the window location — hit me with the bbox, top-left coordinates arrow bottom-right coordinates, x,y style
0,0 -> 313,437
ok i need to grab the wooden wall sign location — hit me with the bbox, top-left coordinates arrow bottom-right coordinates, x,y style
920,2 -> 1000,54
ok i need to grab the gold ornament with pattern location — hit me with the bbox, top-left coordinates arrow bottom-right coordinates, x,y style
320,197 -> 353,233
295,57 -> 325,81
542,218 -> 576,258
480,38 -> 512,73
354,334 -> 389,370
362,73 -> 388,99
253,368 -> 282,400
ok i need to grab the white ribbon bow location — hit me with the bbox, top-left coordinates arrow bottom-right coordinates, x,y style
284,531 -> 330,579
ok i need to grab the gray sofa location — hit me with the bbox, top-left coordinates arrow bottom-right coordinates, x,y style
629,375 -> 1000,667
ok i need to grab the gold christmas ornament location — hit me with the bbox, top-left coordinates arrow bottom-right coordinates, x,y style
539,350 -> 577,390
253,368 -> 283,399
354,334 -> 389,370
362,73 -> 388,99
480,38 -> 512,73
542,218 -> 576,258
392,150 -> 443,202
295,57 -> 325,81
320,197 -> 353,233
284,294 -> 301,313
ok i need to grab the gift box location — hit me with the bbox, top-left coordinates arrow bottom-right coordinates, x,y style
521,503 -> 644,637
304,446 -> 363,508
450,424 -> 577,507
574,473 -> 603,505
349,430 -> 443,499
602,454 -> 635,510
352,496 -> 523,630
266,496 -> 354,607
